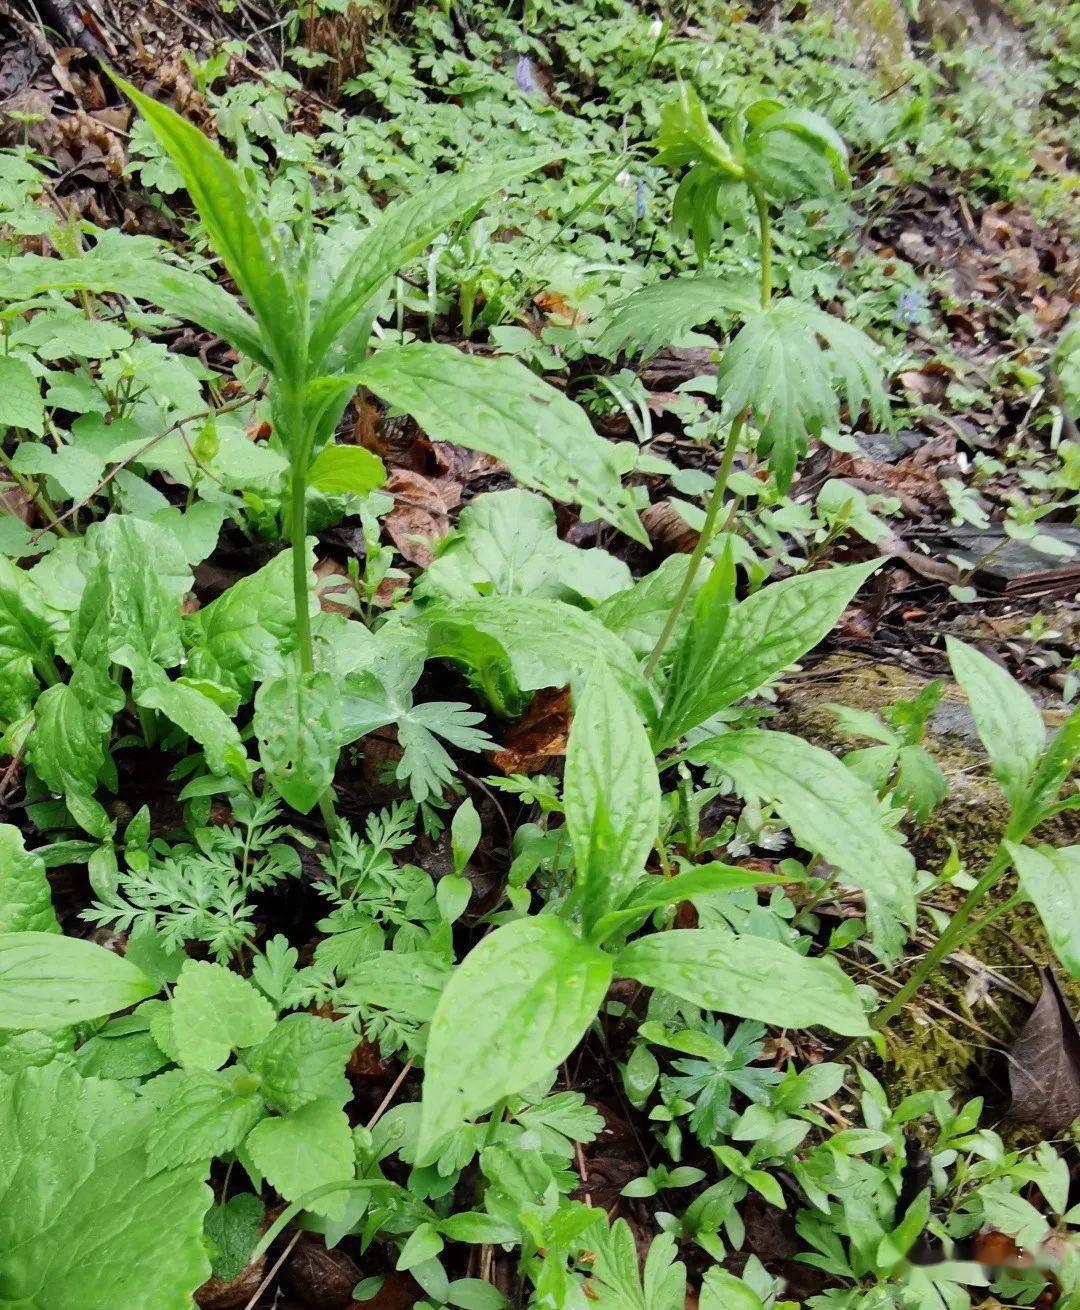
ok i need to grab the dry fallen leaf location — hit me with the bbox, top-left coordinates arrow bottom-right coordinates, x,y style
492,686 -> 572,775
1008,968 -> 1080,1133
383,468 -> 453,567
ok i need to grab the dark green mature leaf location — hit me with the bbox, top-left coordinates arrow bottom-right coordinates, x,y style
744,102 -> 850,199
0,1064 -> 211,1309
0,825 -> 58,934
0,555 -> 54,727
594,555 -> 701,660
0,251 -> 271,369
0,931 -> 159,1028
204,1194 -> 264,1283
128,656 -> 250,783
595,275 -> 757,361
615,929 -> 868,1035
418,916 -> 612,1157
1009,843 -> 1080,980
309,159 -> 547,368
657,559 -> 879,748
716,299 -> 887,490
592,863 -> 791,939
946,637 -> 1045,812
254,669 -> 341,814
687,730 -> 916,959
565,668 -> 660,938
112,74 -> 294,374
355,345 -> 646,543
1020,702 -> 1080,831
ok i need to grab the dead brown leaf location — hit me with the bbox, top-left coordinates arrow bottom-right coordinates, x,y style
1008,968 -> 1080,1133
640,500 -> 697,554
491,686 -> 572,775
315,557 -> 354,616
383,468 -> 454,566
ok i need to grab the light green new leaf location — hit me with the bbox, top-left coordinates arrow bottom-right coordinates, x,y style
418,916 -> 612,1158
169,960 -> 275,1070
307,443 -> 387,497
248,1013 -> 356,1112
592,862 -> 791,940
355,344 -> 646,543
946,637 -> 1044,811
254,669 -> 342,814
588,1221 -> 686,1310
1008,843 -> 1080,980
0,554 -> 54,726
0,1064 -> 211,1309
657,559 -> 879,748
595,274 -> 757,361
716,299 -> 887,491
0,353 -> 44,434
565,668 -> 661,937
615,929 -> 868,1035
0,931 -> 159,1029
450,797 -> 482,877
246,1096 -> 356,1219
1019,702 -> 1080,832
112,73 -> 292,372
687,729 -> 916,959
0,825 -> 58,934
701,1267 -> 765,1310
310,159 -> 547,368
594,555 -> 701,660
147,1070 -> 264,1173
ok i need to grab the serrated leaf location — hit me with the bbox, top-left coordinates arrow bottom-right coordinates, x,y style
355,344 -> 645,543
565,668 -> 660,938
170,960 -> 275,1070
615,929 -> 868,1035
248,1013 -> 355,1112
0,931 -> 159,1029
595,275 -> 757,361
418,917 -> 612,1158
0,353 -> 43,434
307,442 -> 387,496
246,1096 -> 356,1218
687,729 -> 916,959
0,824 -> 58,934
0,1064 -> 211,1309
589,1221 -> 686,1310
254,668 -> 341,814
147,1069 -> 264,1173
204,1193 -> 264,1283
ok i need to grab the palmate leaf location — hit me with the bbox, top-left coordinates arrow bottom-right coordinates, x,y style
595,274 -> 757,361
354,343 -> 646,543
716,298 -> 888,490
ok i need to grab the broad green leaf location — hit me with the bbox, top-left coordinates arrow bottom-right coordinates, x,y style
0,250 -> 271,369
11,440 -> 103,500
946,637 -> 1044,812
112,74 -> 293,373
594,555 -> 701,660
687,730 -> 916,959
355,344 -> 646,543
654,85 -> 743,176
204,1193 -> 264,1283
0,931 -> 159,1028
310,159 -> 547,368
565,668 -> 660,938
248,1013 -> 356,1112
615,929 -> 868,1035
657,559 -> 879,748
595,275 -> 757,361
716,299 -> 887,491
307,442 -> 387,496
0,353 -> 43,434
169,960 -> 275,1070
254,668 -> 341,814
185,547 -> 309,701
701,1268 -> 765,1310
745,103 -> 850,199
0,824 -> 58,934
146,1069 -> 264,1173
0,1063 -> 211,1309
418,916 -> 612,1157
0,554 -> 54,726
1019,702 -> 1080,831
246,1096 -> 356,1219
414,489 -> 630,607
1008,843 -> 1080,980
424,596 -> 651,723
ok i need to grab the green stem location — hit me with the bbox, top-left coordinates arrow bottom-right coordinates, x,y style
643,412 -> 744,679
750,181 -> 772,307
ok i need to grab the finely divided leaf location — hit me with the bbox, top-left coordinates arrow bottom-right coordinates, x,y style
615,929 -> 868,1035
418,916 -> 612,1157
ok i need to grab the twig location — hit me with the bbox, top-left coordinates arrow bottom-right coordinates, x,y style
242,1228 -> 301,1310
364,1056 -> 414,1131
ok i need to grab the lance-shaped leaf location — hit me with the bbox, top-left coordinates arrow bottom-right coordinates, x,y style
254,668 -> 341,814
309,158 -> 550,368
687,729 -> 916,959
354,344 -> 646,543
418,916 -> 611,1158
716,299 -> 887,491
657,559 -> 879,748
595,274 -> 757,361
0,931 -> 159,1028
615,929 -> 868,1035
111,73 -> 295,374
565,668 -> 661,938
0,554 -> 55,727
1008,843 -> 1080,980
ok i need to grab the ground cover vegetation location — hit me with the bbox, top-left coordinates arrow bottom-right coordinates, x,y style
1,0 -> 1080,1305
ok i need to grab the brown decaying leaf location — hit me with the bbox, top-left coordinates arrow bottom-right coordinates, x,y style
640,500 -> 698,555
491,686 -> 572,775
1008,967 -> 1080,1133
284,1235 -> 361,1308
383,468 -> 456,567
315,557 -> 353,616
